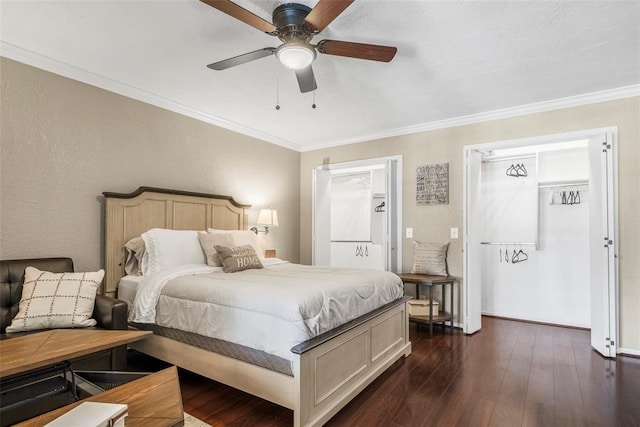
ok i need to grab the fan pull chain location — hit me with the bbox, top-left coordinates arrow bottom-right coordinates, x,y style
312,90 -> 316,109
275,62 -> 281,110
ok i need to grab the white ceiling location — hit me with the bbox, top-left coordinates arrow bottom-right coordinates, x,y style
1,1 -> 639,152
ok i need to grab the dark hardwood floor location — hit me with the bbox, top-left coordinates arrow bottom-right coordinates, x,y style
127,317 -> 640,426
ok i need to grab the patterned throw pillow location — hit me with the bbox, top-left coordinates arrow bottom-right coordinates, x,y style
197,232 -> 234,267
411,241 -> 449,276
6,267 -> 103,333
214,244 -> 264,273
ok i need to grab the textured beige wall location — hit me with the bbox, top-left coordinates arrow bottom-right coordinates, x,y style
300,97 -> 640,351
1,56 -> 637,350
0,57 -> 301,270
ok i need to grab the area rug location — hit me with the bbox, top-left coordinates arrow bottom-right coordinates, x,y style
184,412 -> 212,427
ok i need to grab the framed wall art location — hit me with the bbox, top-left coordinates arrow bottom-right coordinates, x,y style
416,163 -> 449,205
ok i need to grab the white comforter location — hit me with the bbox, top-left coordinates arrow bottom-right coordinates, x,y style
129,260 -> 403,361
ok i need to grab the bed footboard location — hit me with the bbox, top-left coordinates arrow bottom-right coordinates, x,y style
130,297 -> 411,427
291,297 -> 412,427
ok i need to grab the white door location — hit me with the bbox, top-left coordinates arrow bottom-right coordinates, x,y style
462,129 -> 617,347
588,133 -> 617,357
463,149 -> 483,334
385,158 -> 399,272
312,156 -> 402,271
312,168 -> 332,266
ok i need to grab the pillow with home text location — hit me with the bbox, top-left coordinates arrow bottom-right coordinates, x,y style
214,244 -> 264,273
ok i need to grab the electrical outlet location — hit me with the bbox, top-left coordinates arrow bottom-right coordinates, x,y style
450,227 -> 459,239
406,228 -> 413,238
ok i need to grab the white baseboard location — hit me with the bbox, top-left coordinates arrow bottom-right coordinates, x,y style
618,347 -> 640,357
481,311 -> 589,329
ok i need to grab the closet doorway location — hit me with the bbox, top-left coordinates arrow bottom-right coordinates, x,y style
463,128 -> 618,357
312,155 -> 402,272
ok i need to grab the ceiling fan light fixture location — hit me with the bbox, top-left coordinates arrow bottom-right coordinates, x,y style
276,41 -> 316,70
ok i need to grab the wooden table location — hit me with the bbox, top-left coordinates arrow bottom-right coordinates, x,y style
398,273 -> 456,337
0,329 -> 152,379
15,366 -> 184,427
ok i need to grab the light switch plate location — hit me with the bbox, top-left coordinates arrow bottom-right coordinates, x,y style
450,227 -> 459,239
406,228 -> 413,238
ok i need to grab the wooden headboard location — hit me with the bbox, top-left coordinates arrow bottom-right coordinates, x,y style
103,187 -> 250,296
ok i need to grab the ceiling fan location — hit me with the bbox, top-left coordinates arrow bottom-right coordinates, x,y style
201,0 -> 398,93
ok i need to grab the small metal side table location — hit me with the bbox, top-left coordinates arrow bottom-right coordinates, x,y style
398,273 -> 456,337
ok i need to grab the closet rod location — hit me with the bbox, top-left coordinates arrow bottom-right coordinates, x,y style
482,154 -> 536,163
538,180 -> 589,189
480,242 -> 537,246
331,240 -> 373,243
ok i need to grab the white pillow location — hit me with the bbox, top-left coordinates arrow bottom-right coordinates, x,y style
6,267 -> 103,333
141,228 -> 206,275
207,229 -> 265,260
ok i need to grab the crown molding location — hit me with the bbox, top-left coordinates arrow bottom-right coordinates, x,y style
302,84 -> 639,152
2,42 -> 637,154
0,42 -> 301,152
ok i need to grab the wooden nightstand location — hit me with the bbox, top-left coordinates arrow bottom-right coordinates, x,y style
398,273 -> 456,337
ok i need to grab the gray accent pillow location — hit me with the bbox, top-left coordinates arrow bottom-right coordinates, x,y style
124,236 -> 145,275
6,267 -> 103,332
214,244 -> 264,273
198,232 -> 235,267
411,241 -> 449,276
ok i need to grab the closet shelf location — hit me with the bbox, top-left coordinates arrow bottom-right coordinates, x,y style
482,154 -> 536,163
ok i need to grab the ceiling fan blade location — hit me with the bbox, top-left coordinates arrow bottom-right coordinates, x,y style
295,66 -> 318,93
207,48 -> 276,70
304,0 -> 354,32
317,40 -> 397,62
200,0 -> 276,34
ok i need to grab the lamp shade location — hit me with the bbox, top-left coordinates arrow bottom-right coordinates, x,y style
257,209 -> 279,227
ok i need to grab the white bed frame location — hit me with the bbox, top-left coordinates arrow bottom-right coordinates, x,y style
103,187 -> 412,427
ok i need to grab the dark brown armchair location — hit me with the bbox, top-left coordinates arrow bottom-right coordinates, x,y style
0,257 -> 128,370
